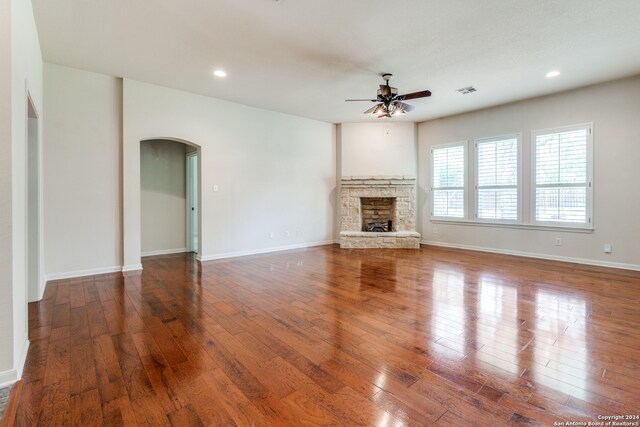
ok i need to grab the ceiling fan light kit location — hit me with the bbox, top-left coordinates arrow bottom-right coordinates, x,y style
346,73 -> 431,118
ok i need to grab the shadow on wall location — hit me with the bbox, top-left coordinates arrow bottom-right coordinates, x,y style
140,139 -> 187,197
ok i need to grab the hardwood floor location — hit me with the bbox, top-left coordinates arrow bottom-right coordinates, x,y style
8,244 -> 640,426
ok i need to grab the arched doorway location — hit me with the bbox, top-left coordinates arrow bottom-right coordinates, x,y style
139,138 -> 201,259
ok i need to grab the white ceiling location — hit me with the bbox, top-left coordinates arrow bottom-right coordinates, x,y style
32,0 -> 640,124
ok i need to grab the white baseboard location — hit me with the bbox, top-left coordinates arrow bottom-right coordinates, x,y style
141,248 -> 187,257
421,240 -> 640,272
45,265 -> 122,281
0,368 -> 18,389
42,242 -> 336,281
121,264 -> 143,273
0,338 -> 28,388
198,240 -> 335,262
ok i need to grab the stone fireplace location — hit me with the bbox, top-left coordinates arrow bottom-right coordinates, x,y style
340,176 -> 421,248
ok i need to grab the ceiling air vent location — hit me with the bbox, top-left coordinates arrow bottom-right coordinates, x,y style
456,86 -> 477,94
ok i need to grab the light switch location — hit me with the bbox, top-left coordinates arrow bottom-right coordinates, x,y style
213,185 -> 218,192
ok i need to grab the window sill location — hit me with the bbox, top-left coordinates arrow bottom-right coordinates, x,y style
430,219 -> 594,233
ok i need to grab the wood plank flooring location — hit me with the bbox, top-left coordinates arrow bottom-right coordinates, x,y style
9,244 -> 640,426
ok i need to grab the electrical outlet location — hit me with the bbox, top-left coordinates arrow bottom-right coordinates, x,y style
285,231 -> 290,238
269,232 -> 274,239
433,227 -> 439,235
604,243 -> 612,253
555,238 -> 562,246
213,185 -> 218,192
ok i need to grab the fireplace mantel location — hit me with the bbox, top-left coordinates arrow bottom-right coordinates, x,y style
340,176 -> 421,248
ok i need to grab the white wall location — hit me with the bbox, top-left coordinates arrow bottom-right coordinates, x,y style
43,66 -> 336,272
340,122 -> 417,177
43,64 -> 122,278
123,79 -> 336,266
0,0 -> 14,382
0,0 -> 44,386
418,75 -> 640,270
141,139 -> 187,255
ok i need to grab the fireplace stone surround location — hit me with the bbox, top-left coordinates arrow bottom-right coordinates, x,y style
340,176 -> 421,248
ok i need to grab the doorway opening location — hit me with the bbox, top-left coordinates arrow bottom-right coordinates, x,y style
26,95 -> 41,302
140,139 -> 200,257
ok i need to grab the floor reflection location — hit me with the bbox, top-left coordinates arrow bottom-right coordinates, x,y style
533,288 -> 588,398
475,275 -> 520,375
431,269 -> 466,357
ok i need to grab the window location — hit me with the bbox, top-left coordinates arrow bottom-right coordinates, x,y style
475,134 -> 520,222
431,142 -> 466,219
532,124 -> 592,228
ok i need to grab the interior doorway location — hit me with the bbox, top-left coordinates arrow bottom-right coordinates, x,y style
140,138 -> 200,257
26,95 -> 41,302
186,151 -> 198,254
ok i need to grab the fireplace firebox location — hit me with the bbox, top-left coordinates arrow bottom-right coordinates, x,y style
361,197 -> 395,232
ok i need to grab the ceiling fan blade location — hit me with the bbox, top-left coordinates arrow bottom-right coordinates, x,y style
363,104 -> 383,114
397,90 -> 432,101
345,99 -> 378,102
379,84 -> 391,97
395,101 -> 415,112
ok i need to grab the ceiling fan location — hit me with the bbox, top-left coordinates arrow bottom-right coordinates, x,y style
346,73 -> 432,118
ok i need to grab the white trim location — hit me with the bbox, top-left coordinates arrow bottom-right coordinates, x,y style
25,85 -> 44,303
185,150 -> 199,254
420,240 -> 640,272
198,240 -> 335,262
122,264 -> 143,273
0,338 -> 30,388
15,338 -> 29,379
141,248 -> 187,257
0,369 -> 18,389
430,219 -> 593,233
45,265 -> 122,281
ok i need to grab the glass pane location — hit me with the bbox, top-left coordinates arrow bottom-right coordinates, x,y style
478,188 -> 518,220
535,186 -> 587,223
496,139 -> 518,186
478,138 -> 518,187
559,130 -> 587,183
536,129 -> 587,185
433,189 -> 464,218
477,142 -> 496,187
433,144 -> 464,188
536,134 -> 559,185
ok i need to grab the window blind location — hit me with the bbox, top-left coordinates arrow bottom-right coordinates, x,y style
476,136 -> 519,221
432,143 -> 465,218
533,127 -> 591,226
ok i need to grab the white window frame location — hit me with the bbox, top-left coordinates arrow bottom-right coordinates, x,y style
430,141 -> 468,221
531,123 -> 593,229
474,133 -> 522,224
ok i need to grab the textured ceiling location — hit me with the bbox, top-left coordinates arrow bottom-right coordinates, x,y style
32,0 -> 640,124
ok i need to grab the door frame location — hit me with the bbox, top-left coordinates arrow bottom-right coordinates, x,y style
25,89 -> 43,302
186,150 -> 199,254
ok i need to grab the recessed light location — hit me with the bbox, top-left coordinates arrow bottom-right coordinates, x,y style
213,69 -> 227,78
546,70 -> 560,78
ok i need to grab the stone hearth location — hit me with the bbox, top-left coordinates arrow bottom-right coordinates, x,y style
340,176 -> 420,248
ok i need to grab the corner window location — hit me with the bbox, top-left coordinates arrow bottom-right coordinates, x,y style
431,142 -> 467,219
